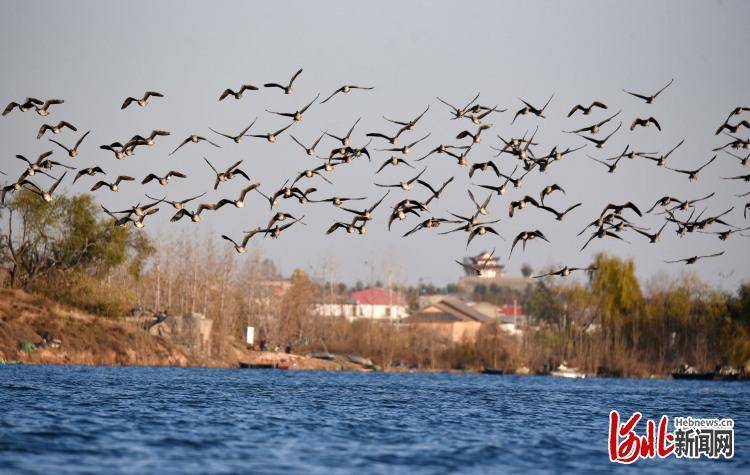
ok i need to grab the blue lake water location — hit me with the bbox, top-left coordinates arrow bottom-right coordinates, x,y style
0,366 -> 747,474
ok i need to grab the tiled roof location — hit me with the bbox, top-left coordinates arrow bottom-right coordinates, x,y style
350,288 -> 405,306
406,298 -> 493,323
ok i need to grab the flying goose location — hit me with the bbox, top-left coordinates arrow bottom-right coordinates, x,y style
3,97 -> 43,116
37,121 -> 77,139
716,120 -> 750,135
497,166 -> 531,189
142,170 -> 186,186
699,227 -> 750,241
23,172 -> 67,202
33,99 -> 64,116
443,147 -> 473,166
73,166 -> 105,183
375,168 -> 426,191
660,192 -> 716,213
466,222 -> 503,247
712,133 -> 750,151
262,216 -> 305,239
263,68 -> 303,94
564,111 -> 622,135
376,156 -> 415,174
103,206 -> 158,228
121,91 -> 163,109
589,145 -> 631,173
456,124 -> 491,144
248,122 -> 295,144
16,151 -> 73,176
266,94 -> 319,122
508,195 -> 541,218
198,183 -> 261,212
722,149 -> 749,167
721,173 -> 750,182
49,130 -> 90,158
2,177 -> 40,203
292,164 -> 337,186
601,202 -> 642,217
721,106 -> 750,124
383,106 -> 430,135
324,118 -> 360,146
416,143 -> 468,162
291,132 -> 326,156
539,184 -> 565,204
455,248 -> 497,276
127,129 -> 170,146
469,161 -> 500,178
339,191 -> 390,224
326,221 -> 365,235
419,176 -> 455,203
100,142 -> 128,160
437,92 -> 480,120
222,229 -> 263,253
533,266 -> 597,278
170,135 -> 221,155
109,199 -> 163,218
404,217 -> 461,237
630,116 -> 661,131
580,225 -> 629,251
632,222 -> 668,243
146,192 -> 206,210
218,83 -> 259,101
575,122 -> 622,148
90,175 -> 135,192
203,158 -> 249,189
509,230 -> 550,258
538,202 -> 582,221
328,140 -> 372,162
667,155 -> 716,181
387,204 -> 423,230
638,139 -> 685,167
511,94 -> 554,124
567,101 -> 607,117
467,189 -> 492,216
665,251 -> 724,265
466,106 -> 504,125
476,175 -> 513,196
209,119 -> 257,144
311,196 -> 366,207
623,79 -> 673,104
267,211 -> 301,229
321,85 -> 374,104
375,133 -> 430,155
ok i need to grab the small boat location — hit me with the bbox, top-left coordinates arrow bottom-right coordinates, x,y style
550,363 -> 586,379
672,371 -> 714,381
308,352 -> 336,361
672,365 -> 714,381
481,368 -> 504,375
346,354 -> 373,366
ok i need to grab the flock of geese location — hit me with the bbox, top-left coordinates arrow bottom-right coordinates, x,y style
2,70 -> 749,280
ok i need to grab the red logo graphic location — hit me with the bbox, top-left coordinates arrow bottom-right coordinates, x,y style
608,410 -> 675,463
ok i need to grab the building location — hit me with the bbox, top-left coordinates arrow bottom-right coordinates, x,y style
315,287 -> 408,321
403,298 -> 493,343
460,250 -> 505,278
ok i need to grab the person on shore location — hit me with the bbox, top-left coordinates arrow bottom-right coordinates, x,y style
285,343 -> 292,354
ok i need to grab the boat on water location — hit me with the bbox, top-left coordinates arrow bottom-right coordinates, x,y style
550,363 -> 586,379
481,368 -> 504,375
308,352 -> 336,361
672,364 -> 746,381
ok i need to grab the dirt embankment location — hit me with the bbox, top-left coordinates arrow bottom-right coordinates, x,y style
0,289 -> 191,366
0,289 -> 369,371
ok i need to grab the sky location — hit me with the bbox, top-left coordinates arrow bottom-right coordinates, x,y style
1,0 -> 749,289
